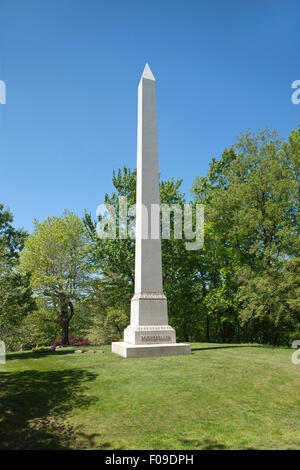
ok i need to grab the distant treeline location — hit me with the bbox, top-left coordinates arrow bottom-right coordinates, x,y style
0,127 -> 299,349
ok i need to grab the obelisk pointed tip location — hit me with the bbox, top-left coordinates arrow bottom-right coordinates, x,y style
141,63 -> 155,81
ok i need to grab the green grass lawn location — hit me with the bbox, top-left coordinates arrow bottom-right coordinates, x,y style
1,343 -> 300,450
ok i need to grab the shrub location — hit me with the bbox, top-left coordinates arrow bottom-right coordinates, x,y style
289,331 -> 300,346
32,346 -> 51,353
51,334 -> 90,347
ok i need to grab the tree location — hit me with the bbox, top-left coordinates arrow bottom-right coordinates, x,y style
0,204 -> 36,349
192,127 -> 300,344
16,297 -> 60,349
20,212 -> 92,346
83,126 -> 299,347
83,167 -> 201,342
0,203 -> 27,262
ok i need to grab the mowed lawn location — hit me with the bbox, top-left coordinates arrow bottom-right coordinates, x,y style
1,343 -> 300,450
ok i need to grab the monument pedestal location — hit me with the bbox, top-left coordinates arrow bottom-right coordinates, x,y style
112,341 -> 191,358
112,295 -> 190,358
124,324 -> 176,344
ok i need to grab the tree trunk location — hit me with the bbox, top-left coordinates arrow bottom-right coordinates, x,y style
243,323 -> 248,343
216,313 -> 221,342
59,297 -> 72,346
61,321 -> 69,346
206,316 -> 210,342
183,322 -> 189,342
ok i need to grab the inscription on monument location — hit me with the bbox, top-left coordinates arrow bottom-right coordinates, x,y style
141,335 -> 172,343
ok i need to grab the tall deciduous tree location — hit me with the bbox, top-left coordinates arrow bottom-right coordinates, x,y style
20,212 -> 92,345
0,204 -> 35,349
84,167 -> 200,342
192,127 -> 300,344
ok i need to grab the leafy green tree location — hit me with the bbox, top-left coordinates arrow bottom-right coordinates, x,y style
17,297 -> 60,349
0,203 -> 27,262
20,212 -> 93,346
0,205 -> 36,349
84,126 -> 299,347
192,127 -> 300,344
84,167 -> 201,342
84,167 -> 136,308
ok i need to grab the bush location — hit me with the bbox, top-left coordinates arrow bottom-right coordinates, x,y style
51,334 -> 90,347
32,346 -> 51,353
87,307 -> 129,345
289,331 -> 300,346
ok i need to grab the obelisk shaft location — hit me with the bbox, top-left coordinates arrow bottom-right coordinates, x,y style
135,64 -> 163,294
111,64 -> 191,355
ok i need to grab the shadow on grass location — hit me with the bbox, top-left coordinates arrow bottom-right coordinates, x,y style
179,438 -> 228,450
5,349 -> 77,361
0,368 -> 102,450
191,345 -> 262,352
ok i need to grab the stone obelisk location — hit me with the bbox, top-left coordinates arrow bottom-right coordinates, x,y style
112,64 -> 191,358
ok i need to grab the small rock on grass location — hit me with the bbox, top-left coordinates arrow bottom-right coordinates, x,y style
87,349 -> 95,353
97,350 -> 104,354
75,350 -> 83,353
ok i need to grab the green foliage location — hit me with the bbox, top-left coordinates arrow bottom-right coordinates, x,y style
192,126 -> 300,344
20,211 -> 91,296
2,125 -> 299,349
87,306 -> 129,345
19,212 -> 93,345
0,205 -> 36,350
0,203 -> 27,262
16,298 -> 60,350
32,346 -> 51,353
83,127 -> 300,347
83,167 -> 202,342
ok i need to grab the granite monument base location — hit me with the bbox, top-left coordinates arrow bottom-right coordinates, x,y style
111,341 -> 191,358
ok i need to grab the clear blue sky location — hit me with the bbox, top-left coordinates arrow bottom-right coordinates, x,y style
0,0 -> 299,231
